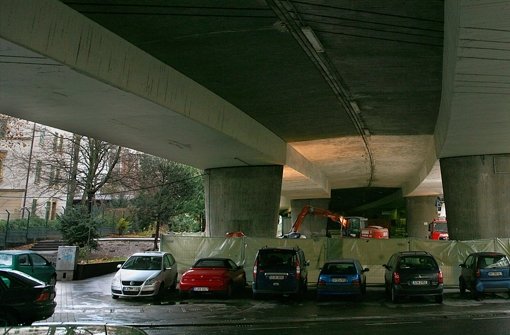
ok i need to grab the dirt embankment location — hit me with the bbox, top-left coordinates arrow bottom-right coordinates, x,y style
82,238 -> 157,262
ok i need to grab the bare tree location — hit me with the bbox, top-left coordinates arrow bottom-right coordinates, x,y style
1,115 -> 133,216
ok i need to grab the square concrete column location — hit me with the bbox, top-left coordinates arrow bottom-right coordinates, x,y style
289,199 -> 331,238
405,196 -> 440,239
440,154 -> 510,240
204,165 -> 283,237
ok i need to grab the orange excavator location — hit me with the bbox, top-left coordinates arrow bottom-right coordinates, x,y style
283,205 -> 347,239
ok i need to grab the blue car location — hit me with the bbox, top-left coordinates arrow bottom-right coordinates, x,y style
459,252 -> 510,299
317,259 -> 369,299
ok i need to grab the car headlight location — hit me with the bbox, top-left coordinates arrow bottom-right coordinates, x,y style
145,275 -> 160,286
111,272 -> 121,289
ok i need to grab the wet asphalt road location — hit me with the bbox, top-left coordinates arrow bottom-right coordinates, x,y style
38,273 -> 510,334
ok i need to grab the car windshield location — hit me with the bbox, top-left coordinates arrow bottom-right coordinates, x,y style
0,254 -> 14,267
399,256 -> 437,270
479,255 -> 510,269
322,263 -> 357,275
122,256 -> 162,270
258,251 -> 294,267
194,259 -> 227,268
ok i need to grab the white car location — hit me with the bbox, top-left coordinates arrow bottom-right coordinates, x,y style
111,251 -> 178,301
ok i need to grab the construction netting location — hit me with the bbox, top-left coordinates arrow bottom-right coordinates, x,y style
160,234 -> 510,286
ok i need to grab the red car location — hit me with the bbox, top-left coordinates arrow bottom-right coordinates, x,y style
179,258 -> 246,298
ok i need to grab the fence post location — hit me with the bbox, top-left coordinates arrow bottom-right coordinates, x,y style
22,207 -> 31,243
5,210 -> 10,248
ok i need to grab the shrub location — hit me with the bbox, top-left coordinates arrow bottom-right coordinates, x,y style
58,206 -> 101,249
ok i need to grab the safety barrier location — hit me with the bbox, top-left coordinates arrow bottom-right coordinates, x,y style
160,235 -> 510,286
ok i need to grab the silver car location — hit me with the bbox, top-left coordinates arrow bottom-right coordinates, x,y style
111,251 -> 178,301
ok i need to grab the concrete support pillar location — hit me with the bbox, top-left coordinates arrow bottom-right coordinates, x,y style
440,155 -> 510,240
406,196 -> 439,239
290,199 -> 331,238
204,165 -> 283,237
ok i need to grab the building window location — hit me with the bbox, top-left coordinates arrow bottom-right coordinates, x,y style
52,133 -> 59,152
59,135 -> 64,153
0,151 -> 5,182
0,119 -> 7,139
45,201 -> 58,220
31,199 -> 37,217
49,165 -> 57,186
35,160 -> 42,184
39,128 -> 46,146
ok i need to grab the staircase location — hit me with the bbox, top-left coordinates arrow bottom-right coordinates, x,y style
30,240 -> 65,252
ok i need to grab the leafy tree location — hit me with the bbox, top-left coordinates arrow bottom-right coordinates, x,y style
58,206 -> 101,248
116,217 -> 130,235
131,155 -> 204,249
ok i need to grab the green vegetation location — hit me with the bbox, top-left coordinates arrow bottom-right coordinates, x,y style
58,206 -> 101,249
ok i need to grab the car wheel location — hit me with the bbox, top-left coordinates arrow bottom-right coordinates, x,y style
0,311 -> 18,327
471,284 -> 482,300
179,290 -> 188,299
154,283 -> 165,303
170,274 -> 178,291
391,286 -> 399,303
459,277 -> 466,295
435,294 -> 443,304
111,294 -> 119,300
224,283 -> 233,299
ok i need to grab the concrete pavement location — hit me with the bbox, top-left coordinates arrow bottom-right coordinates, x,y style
38,273 -> 510,328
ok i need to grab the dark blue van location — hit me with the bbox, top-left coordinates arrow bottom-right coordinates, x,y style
252,247 -> 309,298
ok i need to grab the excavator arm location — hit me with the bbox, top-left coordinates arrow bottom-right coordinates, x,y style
286,205 -> 346,238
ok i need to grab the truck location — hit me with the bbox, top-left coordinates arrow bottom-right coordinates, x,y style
360,225 -> 389,239
428,218 -> 448,240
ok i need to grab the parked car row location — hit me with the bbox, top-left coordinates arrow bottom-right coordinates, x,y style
0,250 -> 57,326
108,248 -> 510,304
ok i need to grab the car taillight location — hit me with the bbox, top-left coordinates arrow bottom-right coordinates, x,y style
253,259 -> 258,280
352,275 -> 361,286
438,271 -> 443,284
476,269 -> 481,278
393,272 -> 400,285
295,260 -> 301,280
35,291 -> 50,302
317,279 -> 326,287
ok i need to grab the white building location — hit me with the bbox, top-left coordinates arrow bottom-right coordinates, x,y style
0,115 -> 69,221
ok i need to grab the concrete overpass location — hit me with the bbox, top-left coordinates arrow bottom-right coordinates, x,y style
1,0 -> 509,239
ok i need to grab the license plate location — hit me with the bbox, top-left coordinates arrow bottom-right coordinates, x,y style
488,271 -> 503,277
193,287 -> 209,292
332,278 -> 347,283
269,275 -> 284,280
124,286 -> 140,292
411,280 -> 428,285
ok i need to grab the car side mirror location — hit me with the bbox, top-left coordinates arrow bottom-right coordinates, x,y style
117,264 -> 122,269
305,260 -> 310,266
363,268 -> 370,273
459,263 -> 466,268
383,264 -> 390,270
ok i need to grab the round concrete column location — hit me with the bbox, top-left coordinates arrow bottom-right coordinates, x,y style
204,165 -> 283,237
289,199 -> 331,238
406,196 -> 439,239
440,155 -> 510,240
